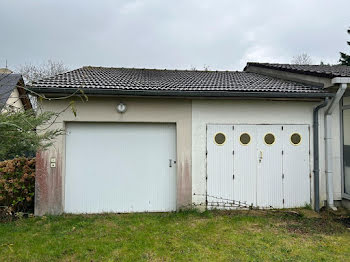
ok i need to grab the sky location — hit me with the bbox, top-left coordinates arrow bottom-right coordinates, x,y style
1,0 -> 350,71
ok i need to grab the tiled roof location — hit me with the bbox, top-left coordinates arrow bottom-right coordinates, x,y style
245,62 -> 350,78
29,66 -> 330,97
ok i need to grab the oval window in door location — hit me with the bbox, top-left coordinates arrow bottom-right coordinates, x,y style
290,133 -> 302,145
239,133 -> 251,145
264,133 -> 275,145
214,132 -> 226,145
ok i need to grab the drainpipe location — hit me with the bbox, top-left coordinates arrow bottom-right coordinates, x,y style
324,82 -> 348,210
313,98 -> 329,212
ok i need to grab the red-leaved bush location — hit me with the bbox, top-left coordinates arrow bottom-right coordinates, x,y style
0,157 -> 35,218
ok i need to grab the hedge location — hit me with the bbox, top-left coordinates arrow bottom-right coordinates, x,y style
0,157 -> 35,218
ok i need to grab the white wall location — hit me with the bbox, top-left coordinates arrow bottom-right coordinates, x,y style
192,99 -> 342,208
329,105 -> 342,200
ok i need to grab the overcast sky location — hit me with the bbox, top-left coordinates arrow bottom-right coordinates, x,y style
1,0 -> 349,71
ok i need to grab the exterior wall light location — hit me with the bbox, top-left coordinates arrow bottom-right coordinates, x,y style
117,102 -> 127,113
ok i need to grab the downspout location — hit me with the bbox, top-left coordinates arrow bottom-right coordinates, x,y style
324,82 -> 348,210
313,98 -> 329,212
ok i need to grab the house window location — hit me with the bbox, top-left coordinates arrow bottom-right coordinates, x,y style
214,132 -> 226,145
240,133 -> 251,145
264,133 -> 275,145
343,96 -> 350,106
343,102 -> 350,195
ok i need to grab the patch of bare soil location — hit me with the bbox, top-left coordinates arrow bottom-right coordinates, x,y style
336,216 -> 350,228
212,208 -> 350,235
283,209 -> 350,235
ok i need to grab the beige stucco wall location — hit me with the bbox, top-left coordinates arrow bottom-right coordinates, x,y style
35,96 -> 192,215
1,88 -> 24,113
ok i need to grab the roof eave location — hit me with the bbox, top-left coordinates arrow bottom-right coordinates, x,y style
28,87 -> 334,99
245,63 -> 339,79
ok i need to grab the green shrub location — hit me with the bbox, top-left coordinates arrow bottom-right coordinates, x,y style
0,157 -> 35,218
0,109 -> 63,161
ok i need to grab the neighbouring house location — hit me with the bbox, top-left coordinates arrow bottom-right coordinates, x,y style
28,63 -> 350,215
0,69 -> 32,112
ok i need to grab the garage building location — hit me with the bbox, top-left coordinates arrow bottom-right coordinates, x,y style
29,63 -> 350,215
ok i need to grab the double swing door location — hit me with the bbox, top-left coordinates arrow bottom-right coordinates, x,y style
207,124 -> 310,209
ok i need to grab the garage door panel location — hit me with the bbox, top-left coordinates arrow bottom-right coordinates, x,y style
257,125 -> 283,208
65,122 -> 176,213
233,125 -> 257,207
207,124 -> 234,208
283,125 -> 310,208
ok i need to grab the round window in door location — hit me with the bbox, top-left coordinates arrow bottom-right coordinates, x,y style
239,133 -> 251,145
290,133 -> 302,145
214,132 -> 226,145
264,133 -> 275,145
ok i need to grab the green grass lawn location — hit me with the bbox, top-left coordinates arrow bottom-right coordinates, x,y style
0,209 -> 349,261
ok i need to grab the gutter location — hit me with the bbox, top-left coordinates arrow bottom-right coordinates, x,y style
324,79 -> 348,210
28,87 -> 333,99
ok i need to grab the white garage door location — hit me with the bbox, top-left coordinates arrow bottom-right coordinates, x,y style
207,124 -> 310,209
65,122 -> 177,213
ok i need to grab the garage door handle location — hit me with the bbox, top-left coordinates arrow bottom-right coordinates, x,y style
169,159 -> 176,167
259,151 -> 263,163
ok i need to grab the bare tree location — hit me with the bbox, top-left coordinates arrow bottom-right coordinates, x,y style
17,60 -> 69,84
189,65 -> 211,71
291,53 -> 313,65
15,60 -> 69,109
203,64 -> 210,71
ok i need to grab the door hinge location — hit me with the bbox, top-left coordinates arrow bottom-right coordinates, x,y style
282,150 -> 284,155
232,174 -> 235,180
232,150 -> 234,155
232,125 -> 234,130
283,199 -> 285,204
206,150 -> 208,156
281,126 -> 284,130
309,173 -> 312,178
282,174 -> 284,179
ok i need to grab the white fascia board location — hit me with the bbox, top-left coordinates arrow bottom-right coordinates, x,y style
331,77 -> 350,84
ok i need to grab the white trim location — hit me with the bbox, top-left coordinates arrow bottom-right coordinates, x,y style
332,77 -> 350,84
